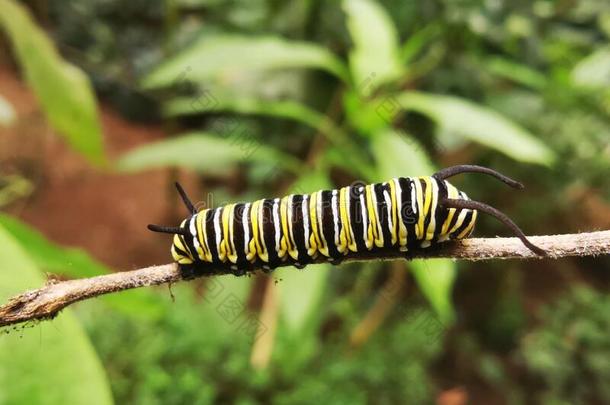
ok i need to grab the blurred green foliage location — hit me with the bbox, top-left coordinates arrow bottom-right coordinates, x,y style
0,0 -> 106,165
518,287 -> 610,404
0,0 -> 609,403
0,225 -> 113,404
85,283 -> 442,404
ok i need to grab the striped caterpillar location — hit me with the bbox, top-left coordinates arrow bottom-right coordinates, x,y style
149,165 -> 545,277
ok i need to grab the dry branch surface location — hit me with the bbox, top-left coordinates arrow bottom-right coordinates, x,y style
1,231 -> 609,328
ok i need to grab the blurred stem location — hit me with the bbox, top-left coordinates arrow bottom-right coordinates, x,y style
31,0 -> 49,27
303,0 -> 321,39
348,263 -> 381,304
163,0 -> 179,51
250,276 -> 278,370
349,261 -> 406,349
400,42 -> 446,87
304,86 -> 342,168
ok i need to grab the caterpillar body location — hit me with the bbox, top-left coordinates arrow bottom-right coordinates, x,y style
149,165 -> 545,276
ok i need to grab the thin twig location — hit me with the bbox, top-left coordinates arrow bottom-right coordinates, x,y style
349,261 -> 406,349
1,231 -> 609,328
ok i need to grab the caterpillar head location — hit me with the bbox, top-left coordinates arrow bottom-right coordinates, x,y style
148,183 -> 199,265
436,181 -> 478,243
433,165 -> 545,255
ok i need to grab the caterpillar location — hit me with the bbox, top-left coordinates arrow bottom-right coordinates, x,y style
149,165 -> 545,277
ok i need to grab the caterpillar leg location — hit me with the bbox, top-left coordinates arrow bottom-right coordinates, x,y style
229,265 -> 247,277
179,263 -> 212,280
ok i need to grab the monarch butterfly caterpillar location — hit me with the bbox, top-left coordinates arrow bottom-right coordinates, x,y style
149,165 -> 545,277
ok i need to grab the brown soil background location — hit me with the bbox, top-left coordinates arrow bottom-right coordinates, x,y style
0,63 -> 184,270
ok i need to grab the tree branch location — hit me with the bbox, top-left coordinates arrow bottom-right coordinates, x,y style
1,231 -> 609,328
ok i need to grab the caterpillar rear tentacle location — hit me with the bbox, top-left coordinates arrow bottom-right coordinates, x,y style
148,165 -> 545,276
433,164 -> 524,189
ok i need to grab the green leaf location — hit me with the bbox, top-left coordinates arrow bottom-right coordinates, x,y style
397,92 -> 556,165
288,167 -> 332,194
275,262 -> 332,371
372,129 -> 456,323
142,35 -> 348,88
117,132 -> 303,175
485,57 -> 547,89
371,128 -> 434,179
343,88 -> 390,134
343,0 -> 404,92
409,259 -> 456,324
165,96 -> 326,129
400,24 -> 441,66
165,96 -> 375,180
0,225 -> 113,404
0,94 -> 15,126
571,46 -> 610,88
0,0 -> 105,165
277,263 -> 331,335
0,214 -> 165,320
0,214 -> 110,278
